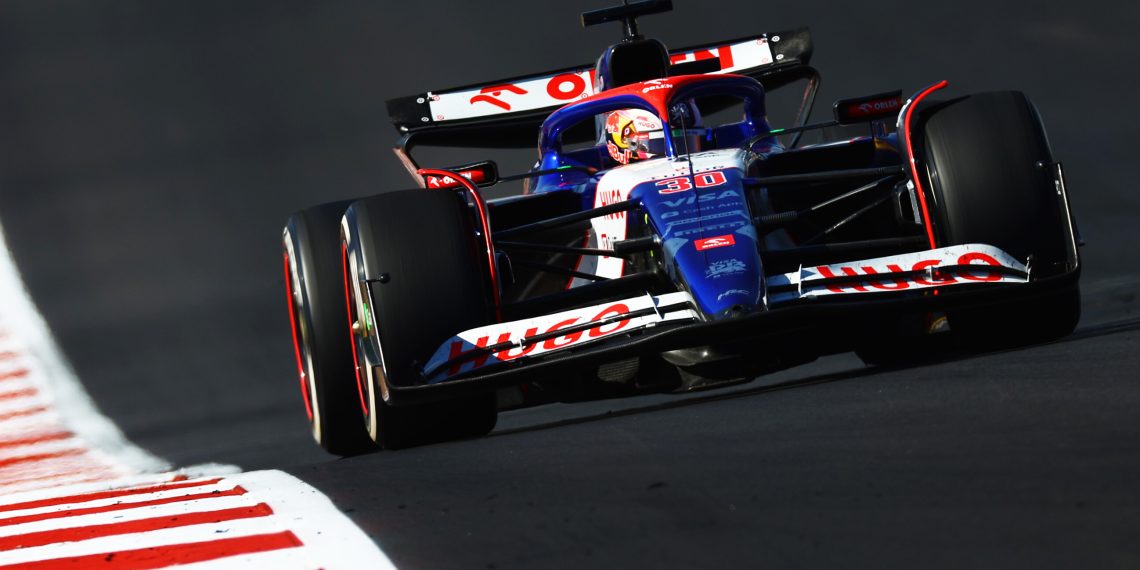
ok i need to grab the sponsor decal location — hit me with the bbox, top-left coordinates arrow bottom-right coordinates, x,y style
766,244 -> 1030,304
717,288 -> 751,301
444,302 -> 633,376
661,188 -> 741,208
813,251 -> 1004,293
425,292 -> 697,379
676,221 -> 743,237
641,79 -> 674,94
660,200 -> 743,219
547,73 -> 588,100
706,258 -> 747,278
469,83 -> 529,111
427,39 -> 772,123
663,210 -> 748,235
596,188 -> 627,221
424,168 -> 487,189
695,234 -> 736,251
430,70 -> 595,121
846,97 -> 902,119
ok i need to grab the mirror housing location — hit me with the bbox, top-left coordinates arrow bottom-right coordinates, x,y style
421,161 -> 499,189
833,90 -> 903,125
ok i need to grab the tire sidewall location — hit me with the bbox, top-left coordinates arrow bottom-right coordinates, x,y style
341,189 -> 497,448
283,201 -> 376,455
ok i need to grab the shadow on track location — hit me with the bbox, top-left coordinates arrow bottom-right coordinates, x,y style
491,362 -> 881,439
1067,316 -> 1140,341
489,315 -> 1140,439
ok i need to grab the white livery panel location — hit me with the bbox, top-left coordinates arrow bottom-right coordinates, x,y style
426,38 -> 774,123
423,291 -> 698,382
767,243 -> 1030,304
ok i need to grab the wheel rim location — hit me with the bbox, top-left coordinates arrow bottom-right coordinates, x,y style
283,234 -> 321,441
341,237 -> 378,441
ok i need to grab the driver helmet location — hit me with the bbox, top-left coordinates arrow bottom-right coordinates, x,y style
605,102 -> 706,165
605,109 -> 666,165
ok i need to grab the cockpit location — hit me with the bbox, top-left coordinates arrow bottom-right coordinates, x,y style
531,74 -> 779,190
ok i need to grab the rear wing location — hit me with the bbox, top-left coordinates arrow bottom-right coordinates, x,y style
386,28 -> 814,150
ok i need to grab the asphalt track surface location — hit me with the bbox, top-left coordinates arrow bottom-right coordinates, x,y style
1,1 -> 1138,567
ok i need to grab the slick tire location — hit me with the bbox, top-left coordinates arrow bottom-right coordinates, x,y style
342,189 -> 498,450
283,201 -> 377,456
919,91 -> 1080,349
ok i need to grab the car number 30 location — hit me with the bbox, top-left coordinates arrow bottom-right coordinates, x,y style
655,171 -> 727,194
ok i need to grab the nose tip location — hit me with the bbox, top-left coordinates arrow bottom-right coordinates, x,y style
714,303 -> 755,320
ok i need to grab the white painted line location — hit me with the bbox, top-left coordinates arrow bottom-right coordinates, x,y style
0,457 -> 127,489
0,480 -> 239,520
0,472 -> 126,496
0,473 -> 185,506
0,416 -> 65,436
0,439 -> 86,462
0,398 -> 49,416
0,494 -> 262,538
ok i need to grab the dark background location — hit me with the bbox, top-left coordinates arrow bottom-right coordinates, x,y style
1,2 -> 1138,567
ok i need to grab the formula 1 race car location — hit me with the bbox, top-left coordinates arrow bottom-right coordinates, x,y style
283,0 -> 1081,454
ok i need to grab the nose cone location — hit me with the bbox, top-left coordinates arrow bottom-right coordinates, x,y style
715,302 -> 757,320
685,250 -> 765,320
665,230 -> 765,320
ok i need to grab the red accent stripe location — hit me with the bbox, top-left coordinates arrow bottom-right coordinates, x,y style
0,388 -> 36,402
0,486 -> 248,527
0,406 -> 47,422
0,478 -> 223,514
342,242 -> 370,416
0,531 -> 302,570
0,449 -> 85,470
284,252 -> 314,421
0,503 -> 273,550
0,432 -> 73,450
0,369 -> 29,382
902,80 -> 950,250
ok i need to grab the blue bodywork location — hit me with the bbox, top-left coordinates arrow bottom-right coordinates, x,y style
637,165 -> 764,319
526,75 -> 785,321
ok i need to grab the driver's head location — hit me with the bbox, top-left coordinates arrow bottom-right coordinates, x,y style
605,109 -> 665,165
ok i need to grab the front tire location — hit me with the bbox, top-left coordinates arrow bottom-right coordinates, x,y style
342,189 -> 498,449
920,90 -> 1080,348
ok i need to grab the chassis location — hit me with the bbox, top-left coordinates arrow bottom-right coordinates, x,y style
283,1 -> 1081,453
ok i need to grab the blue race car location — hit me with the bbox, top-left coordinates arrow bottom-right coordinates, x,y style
283,0 -> 1081,454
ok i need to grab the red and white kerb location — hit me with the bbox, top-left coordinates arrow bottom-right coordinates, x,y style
0,220 -> 392,569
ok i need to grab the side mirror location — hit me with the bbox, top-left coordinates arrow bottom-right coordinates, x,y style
421,160 -> 499,189
833,90 -> 903,125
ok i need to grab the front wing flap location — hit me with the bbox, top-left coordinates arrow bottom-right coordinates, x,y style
767,243 -> 1029,305
420,243 -> 1030,386
422,291 -> 698,383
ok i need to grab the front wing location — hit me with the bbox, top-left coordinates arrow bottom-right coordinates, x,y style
403,243 -> 1060,402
